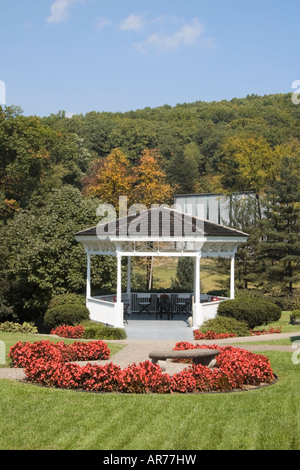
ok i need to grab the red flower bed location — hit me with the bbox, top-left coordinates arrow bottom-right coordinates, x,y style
193,330 -> 236,340
193,327 -> 282,340
10,338 -> 276,394
251,326 -> 282,336
50,325 -> 85,339
174,342 -> 275,388
9,340 -> 110,368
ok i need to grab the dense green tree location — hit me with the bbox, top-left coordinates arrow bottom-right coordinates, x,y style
167,143 -> 203,194
0,186 -> 117,322
0,107 -> 92,218
258,155 -> 300,294
219,135 -> 279,219
172,258 -> 194,292
230,196 -> 262,289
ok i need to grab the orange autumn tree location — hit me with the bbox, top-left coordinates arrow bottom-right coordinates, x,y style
132,149 -> 174,207
131,149 -> 174,290
83,147 -> 174,209
83,148 -> 134,208
83,148 -> 175,290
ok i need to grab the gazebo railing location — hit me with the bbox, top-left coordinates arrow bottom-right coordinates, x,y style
200,298 -> 227,322
93,292 -> 226,314
87,297 -> 117,325
88,293 -> 229,328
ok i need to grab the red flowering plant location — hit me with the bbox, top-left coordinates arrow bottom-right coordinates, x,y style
9,339 -> 110,368
193,330 -> 236,340
173,342 -> 275,388
76,362 -> 124,393
50,325 -> 85,339
25,359 -> 84,390
8,340 -> 63,368
59,340 -> 110,362
11,339 -> 275,394
122,361 -> 172,394
251,326 -> 282,336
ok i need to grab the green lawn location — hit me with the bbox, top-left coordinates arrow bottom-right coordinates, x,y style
0,351 -> 299,450
134,257 -> 228,292
1,316 -> 300,450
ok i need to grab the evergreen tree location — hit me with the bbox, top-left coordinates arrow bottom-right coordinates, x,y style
172,258 -> 195,292
258,155 -> 300,294
231,200 -> 260,289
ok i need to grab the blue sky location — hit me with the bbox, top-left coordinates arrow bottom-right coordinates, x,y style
0,0 -> 299,117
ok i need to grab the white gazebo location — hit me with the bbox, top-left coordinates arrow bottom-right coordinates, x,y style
74,206 -> 248,330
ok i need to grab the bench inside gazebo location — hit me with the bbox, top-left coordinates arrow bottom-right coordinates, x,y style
74,206 -> 248,330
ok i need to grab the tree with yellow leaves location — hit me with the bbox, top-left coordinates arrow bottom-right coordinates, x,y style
82,148 -> 134,208
83,148 -> 174,209
132,149 -> 174,207
220,135 -> 279,219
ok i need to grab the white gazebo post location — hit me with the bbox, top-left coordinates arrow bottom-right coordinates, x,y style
127,256 -> 132,313
230,254 -> 235,299
193,252 -> 203,328
86,252 -> 91,304
114,248 -> 124,328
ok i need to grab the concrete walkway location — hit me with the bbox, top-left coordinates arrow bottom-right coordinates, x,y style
106,331 -> 300,369
1,331 -> 299,381
124,315 -> 194,341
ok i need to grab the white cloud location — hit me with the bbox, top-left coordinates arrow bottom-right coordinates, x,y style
47,0 -> 79,24
96,17 -> 112,30
120,13 -> 146,32
142,18 -> 205,51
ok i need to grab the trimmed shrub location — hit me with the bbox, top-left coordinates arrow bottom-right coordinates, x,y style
217,298 -> 281,330
290,310 -> 300,325
83,324 -> 127,340
197,316 -> 250,337
206,289 -> 229,298
44,304 -> 90,331
48,293 -> 86,309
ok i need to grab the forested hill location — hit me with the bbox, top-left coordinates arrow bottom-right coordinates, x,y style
44,91 -> 300,195
1,92 -> 300,214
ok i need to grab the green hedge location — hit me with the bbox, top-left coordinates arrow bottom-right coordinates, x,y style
48,293 -> 86,309
83,323 -> 127,340
199,316 -> 250,337
44,304 -> 90,331
217,298 -> 281,329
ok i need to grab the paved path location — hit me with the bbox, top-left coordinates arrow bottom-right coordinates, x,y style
1,331 -> 299,381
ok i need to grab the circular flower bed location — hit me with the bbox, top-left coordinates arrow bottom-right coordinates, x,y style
8,340 -> 276,394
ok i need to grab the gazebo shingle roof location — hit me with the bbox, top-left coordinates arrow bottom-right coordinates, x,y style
74,207 -> 248,239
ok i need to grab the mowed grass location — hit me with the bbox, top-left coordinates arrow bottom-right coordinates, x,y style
0,348 -> 300,449
135,257 -> 227,292
1,313 -> 300,449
